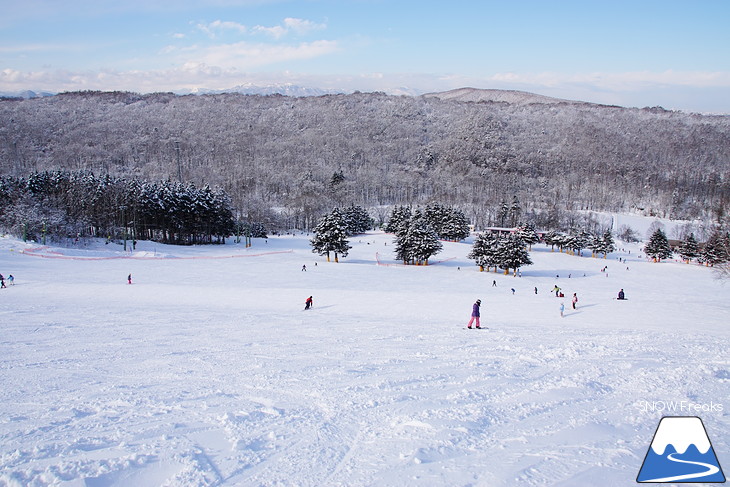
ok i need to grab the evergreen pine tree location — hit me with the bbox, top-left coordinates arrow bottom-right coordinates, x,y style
678,233 -> 700,263
393,210 -> 442,265
644,228 -> 673,262
468,232 -> 500,272
310,208 -> 351,262
498,234 -> 533,275
384,205 -> 412,235
699,230 -> 730,266
514,223 -> 539,250
340,205 -> 374,236
543,230 -> 560,251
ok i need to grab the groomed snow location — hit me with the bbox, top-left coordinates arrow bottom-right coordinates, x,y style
1,230 -> 728,486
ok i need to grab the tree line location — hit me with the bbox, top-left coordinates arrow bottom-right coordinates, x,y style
0,170 -> 236,245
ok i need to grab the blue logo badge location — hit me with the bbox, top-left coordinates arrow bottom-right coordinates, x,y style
637,416 -> 726,483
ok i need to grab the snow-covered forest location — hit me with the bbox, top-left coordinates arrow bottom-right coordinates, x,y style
1,91 -> 728,230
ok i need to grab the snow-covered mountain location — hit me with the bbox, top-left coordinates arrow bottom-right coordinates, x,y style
650,417 -> 712,455
190,83 -> 341,97
422,87 -> 589,106
0,89 -> 55,99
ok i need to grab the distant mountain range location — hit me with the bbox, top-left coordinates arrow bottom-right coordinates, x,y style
422,87 -> 588,106
0,90 -> 56,99
1,85 -> 588,106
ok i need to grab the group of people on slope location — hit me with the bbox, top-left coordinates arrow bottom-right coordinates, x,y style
470,287 -> 627,325
0,274 -> 14,288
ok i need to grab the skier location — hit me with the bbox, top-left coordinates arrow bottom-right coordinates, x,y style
302,264 -> 307,272
492,280 -> 497,287
511,288 -> 515,295
572,293 -> 578,309
617,289 -> 626,300
304,296 -> 313,310
467,299 -> 482,329
127,274 -> 132,285
560,302 -> 565,317
534,286 -> 538,294
7,275 -> 14,286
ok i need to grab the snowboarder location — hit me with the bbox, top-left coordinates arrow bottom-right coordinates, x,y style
617,289 -> 626,300
534,286 -> 538,294
572,293 -> 578,309
302,264 -> 307,272
492,280 -> 497,287
304,296 -> 313,310
560,302 -> 565,317
127,274 -> 132,285
467,299 -> 481,329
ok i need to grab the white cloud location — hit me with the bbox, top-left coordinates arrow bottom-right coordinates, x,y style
196,20 -> 248,38
252,18 -> 326,39
171,39 -> 339,70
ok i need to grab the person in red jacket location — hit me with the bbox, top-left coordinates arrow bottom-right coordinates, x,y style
304,296 -> 313,310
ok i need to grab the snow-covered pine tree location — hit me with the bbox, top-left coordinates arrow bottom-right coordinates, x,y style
601,230 -> 616,258
497,234 -> 532,275
591,230 -> 615,258
543,230 -> 560,251
424,203 -> 448,236
310,208 -> 351,262
514,223 -> 539,250
644,228 -> 673,262
393,210 -> 442,265
384,205 -> 412,235
468,231 -> 500,272
340,204 -> 374,236
699,230 -> 730,266
425,204 -> 470,241
678,233 -> 700,263
442,207 -> 471,241
570,229 -> 594,257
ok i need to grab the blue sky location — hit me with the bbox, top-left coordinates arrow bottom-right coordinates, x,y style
1,0 -> 729,112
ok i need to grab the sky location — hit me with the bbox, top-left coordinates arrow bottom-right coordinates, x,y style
1,0 -> 730,113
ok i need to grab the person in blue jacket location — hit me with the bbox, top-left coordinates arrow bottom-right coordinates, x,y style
467,299 -> 482,329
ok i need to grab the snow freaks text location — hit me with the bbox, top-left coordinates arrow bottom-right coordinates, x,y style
635,401 -> 724,413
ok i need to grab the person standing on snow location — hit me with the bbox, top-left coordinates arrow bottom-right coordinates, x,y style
560,302 -> 565,318
572,293 -> 578,309
127,274 -> 132,285
467,299 -> 482,329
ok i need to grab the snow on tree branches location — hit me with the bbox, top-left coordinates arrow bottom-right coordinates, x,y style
310,208 -> 352,262
644,228 -> 673,262
468,231 -> 532,275
393,210 -> 442,265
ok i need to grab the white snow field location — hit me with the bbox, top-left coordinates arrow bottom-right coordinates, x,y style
0,230 -> 728,487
